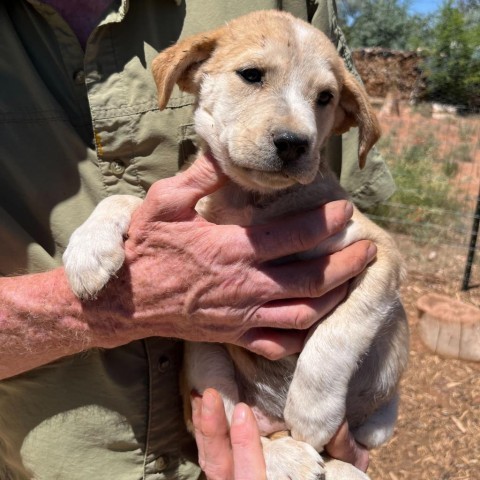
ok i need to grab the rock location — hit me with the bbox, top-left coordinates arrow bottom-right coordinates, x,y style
432,103 -> 458,119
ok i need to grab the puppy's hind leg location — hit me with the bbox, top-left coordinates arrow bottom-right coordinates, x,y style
352,393 -> 399,449
63,195 -> 142,299
182,342 -> 241,431
348,300 -> 408,449
184,343 -> 327,480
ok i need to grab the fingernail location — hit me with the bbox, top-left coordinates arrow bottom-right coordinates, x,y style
232,404 -> 247,425
202,390 -> 216,415
367,242 -> 377,261
344,201 -> 354,220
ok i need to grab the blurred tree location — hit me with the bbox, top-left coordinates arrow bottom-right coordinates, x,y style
423,0 -> 480,108
455,0 -> 480,13
337,0 -> 414,49
337,0 -> 363,28
338,0 -> 480,108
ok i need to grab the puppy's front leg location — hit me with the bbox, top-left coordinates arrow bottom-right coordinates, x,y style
63,195 -> 142,299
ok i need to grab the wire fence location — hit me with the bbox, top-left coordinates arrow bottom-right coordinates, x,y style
363,97 -> 480,296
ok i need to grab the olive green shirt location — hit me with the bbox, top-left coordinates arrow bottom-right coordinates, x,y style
0,1 -> 395,479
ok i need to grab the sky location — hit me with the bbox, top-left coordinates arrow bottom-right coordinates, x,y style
408,0 -> 443,15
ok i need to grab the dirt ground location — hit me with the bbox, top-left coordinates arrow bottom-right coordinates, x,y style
363,103 -> 480,479
367,235 -> 480,480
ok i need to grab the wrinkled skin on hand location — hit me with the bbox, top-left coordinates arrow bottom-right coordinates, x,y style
97,154 -> 376,359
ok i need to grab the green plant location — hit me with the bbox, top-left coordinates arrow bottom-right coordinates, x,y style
422,1 -> 480,108
402,136 -> 439,163
442,159 -> 459,177
366,135 -> 463,242
339,0 -> 416,49
451,142 -> 473,162
458,122 -> 476,142
411,102 -> 433,118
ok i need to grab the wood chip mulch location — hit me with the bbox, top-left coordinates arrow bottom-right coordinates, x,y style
368,234 -> 480,480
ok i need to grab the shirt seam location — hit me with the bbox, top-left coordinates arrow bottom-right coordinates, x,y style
90,112 -> 112,197
109,23 -> 144,193
91,102 -> 193,118
143,339 -> 154,480
129,123 -> 144,194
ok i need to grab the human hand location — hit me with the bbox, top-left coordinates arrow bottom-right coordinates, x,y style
192,389 -> 368,479
94,154 -> 376,358
192,388 -> 266,479
326,420 -> 369,472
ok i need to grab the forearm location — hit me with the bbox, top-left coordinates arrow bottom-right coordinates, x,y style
0,263 -> 187,380
0,268 -> 118,379
0,154 -> 373,380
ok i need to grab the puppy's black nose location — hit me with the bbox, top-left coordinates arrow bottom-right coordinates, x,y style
273,132 -> 310,164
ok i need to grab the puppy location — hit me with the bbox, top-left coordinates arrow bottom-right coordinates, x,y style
64,10 -> 409,479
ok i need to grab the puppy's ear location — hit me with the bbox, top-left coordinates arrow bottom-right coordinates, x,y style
333,70 -> 381,169
152,27 -> 225,110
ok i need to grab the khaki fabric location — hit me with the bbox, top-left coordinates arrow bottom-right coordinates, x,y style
0,1 -> 395,479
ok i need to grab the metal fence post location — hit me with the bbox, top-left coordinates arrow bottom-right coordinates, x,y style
462,186 -> 480,291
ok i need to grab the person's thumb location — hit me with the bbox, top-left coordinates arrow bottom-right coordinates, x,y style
177,153 -> 227,200
143,153 -> 227,221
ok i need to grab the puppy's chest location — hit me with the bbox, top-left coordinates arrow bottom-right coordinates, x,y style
196,172 -> 347,227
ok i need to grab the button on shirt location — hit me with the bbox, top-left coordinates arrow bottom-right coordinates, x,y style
0,1 -> 395,479
158,355 -> 171,373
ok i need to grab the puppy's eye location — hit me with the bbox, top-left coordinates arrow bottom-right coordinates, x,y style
317,90 -> 333,106
236,68 -> 263,84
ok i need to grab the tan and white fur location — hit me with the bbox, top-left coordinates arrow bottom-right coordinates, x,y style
64,11 -> 409,479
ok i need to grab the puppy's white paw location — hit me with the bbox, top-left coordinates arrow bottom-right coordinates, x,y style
63,195 -> 142,300
63,221 -> 126,299
324,458 -> 371,480
263,436 -> 325,480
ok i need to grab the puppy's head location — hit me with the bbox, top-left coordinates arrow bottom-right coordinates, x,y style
152,10 -> 380,193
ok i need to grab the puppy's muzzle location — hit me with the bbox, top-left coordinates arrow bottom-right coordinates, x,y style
273,131 -> 310,165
